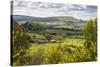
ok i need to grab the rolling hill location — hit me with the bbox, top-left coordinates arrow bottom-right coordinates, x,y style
11,15 -> 85,23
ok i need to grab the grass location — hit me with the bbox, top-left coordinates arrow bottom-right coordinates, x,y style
26,37 -> 85,56
63,38 -> 85,47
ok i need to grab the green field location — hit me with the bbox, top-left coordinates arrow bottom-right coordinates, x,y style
12,18 -> 97,66
27,37 -> 85,55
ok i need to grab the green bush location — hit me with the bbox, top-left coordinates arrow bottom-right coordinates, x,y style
20,48 -> 44,65
42,45 -> 67,64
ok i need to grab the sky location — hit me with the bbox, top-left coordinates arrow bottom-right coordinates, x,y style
11,1 -> 97,20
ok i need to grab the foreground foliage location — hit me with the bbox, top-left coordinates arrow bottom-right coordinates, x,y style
83,18 -> 97,60
12,21 -> 31,65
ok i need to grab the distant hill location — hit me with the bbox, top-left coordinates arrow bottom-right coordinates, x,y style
11,15 -> 59,22
49,16 -> 82,22
11,15 -> 85,23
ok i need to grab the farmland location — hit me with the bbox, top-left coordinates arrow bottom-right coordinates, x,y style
12,15 -> 97,66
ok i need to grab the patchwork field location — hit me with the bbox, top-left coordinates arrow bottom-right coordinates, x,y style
12,16 -> 97,65
27,37 -> 85,56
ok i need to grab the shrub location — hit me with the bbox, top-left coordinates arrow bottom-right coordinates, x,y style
20,48 -> 44,65
42,45 -> 67,64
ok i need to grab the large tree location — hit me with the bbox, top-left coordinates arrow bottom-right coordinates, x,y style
83,18 -> 97,60
12,21 -> 30,65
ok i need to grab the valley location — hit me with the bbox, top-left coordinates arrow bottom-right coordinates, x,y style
12,15 -> 97,65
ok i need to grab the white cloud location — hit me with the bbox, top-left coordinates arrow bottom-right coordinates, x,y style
12,1 -> 97,20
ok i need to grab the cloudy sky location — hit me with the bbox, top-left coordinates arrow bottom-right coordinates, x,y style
11,1 -> 97,20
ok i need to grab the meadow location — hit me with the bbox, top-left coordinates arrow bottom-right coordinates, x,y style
12,18 -> 97,66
